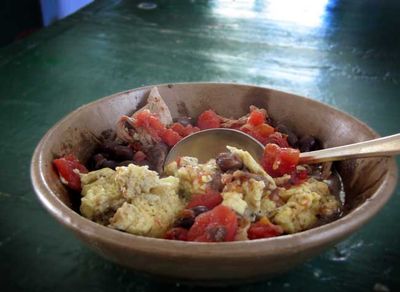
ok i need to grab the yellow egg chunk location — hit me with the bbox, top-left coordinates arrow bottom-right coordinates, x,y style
80,168 -> 124,224
81,164 -> 184,237
164,156 -> 218,198
272,179 -> 340,233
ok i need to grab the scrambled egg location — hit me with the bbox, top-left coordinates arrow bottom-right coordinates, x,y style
164,156 -> 217,198
80,168 -> 124,224
227,146 -> 276,189
271,178 -> 340,233
81,146 -> 341,239
80,164 -> 183,237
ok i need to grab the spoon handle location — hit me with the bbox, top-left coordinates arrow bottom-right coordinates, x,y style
299,133 -> 400,164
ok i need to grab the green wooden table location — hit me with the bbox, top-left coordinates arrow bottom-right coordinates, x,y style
1,0 -> 399,291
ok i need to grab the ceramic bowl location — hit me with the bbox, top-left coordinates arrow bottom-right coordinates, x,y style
31,83 -> 397,285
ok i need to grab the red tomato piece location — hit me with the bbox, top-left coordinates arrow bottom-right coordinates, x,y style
264,132 -> 289,148
170,123 -> 200,137
247,217 -> 283,240
134,110 -> 152,128
53,155 -> 88,192
160,128 -> 182,146
170,123 -> 186,136
186,190 -> 223,210
133,110 -> 163,140
240,123 -> 275,145
164,227 -> 188,241
187,205 -> 238,242
248,109 -> 266,126
197,110 -> 221,130
289,169 -> 309,186
183,125 -> 200,137
262,143 -> 300,177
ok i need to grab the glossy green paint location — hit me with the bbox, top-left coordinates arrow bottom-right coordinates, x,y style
0,0 -> 399,291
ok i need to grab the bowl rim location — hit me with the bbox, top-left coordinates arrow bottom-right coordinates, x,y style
31,82 -> 398,258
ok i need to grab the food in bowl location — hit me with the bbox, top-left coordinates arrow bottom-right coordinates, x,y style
53,87 -> 343,242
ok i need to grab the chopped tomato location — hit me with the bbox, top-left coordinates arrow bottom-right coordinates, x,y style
186,190 -> 223,210
197,110 -> 221,130
134,110 -> 182,146
247,217 -> 283,240
160,128 -> 182,146
170,123 -> 200,137
264,132 -> 290,148
240,123 -> 275,145
187,205 -> 238,242
164,227 -> 188,241
53,154 -> 88,192
262,143 -> 300,177
170,123 -> 185,135
134,110 -> 164,135
289,169 -> 309,186
248,109 -> 266,126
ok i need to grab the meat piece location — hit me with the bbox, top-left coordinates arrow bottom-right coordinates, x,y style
147,142 -> 169,173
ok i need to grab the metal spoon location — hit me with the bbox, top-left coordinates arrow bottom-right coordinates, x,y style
164,128 -> 264,165
164,128 -> 400,166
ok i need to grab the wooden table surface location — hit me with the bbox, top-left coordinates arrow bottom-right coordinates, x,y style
0,0 -> 399,291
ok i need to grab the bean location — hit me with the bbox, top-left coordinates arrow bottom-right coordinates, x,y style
101,159 -> 118,169
173,206 -> 209,229
100,140 -> 118,154
276,124 -> 298,147
148,142 -> 168,173
114,145 -> 134,160
191,205 -> 209,216
298,135 -> 320,152
93,153 -> 107,170
173,209 -> 195,229
216,152 -> 243,172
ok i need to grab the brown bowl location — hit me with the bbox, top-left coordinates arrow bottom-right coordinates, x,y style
31,83 -> 397,285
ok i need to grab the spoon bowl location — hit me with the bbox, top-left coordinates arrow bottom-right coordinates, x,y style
164,128 -> 264,166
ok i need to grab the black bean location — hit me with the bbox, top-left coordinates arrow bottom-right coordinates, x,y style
266,117 -> 275,126
147,142 -> 168,173
93,153 -> 107,170
173,209 -> 195,229
298,135 -> 320,152
216,152 -> 243,172
191,206 -> 209,216
174,117 -> 194,126
114,145 -> 134,160
101,159 -> 118,169
100,140 -> 118,154
276,124 -> 298,147
174,216 -> 195,229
